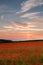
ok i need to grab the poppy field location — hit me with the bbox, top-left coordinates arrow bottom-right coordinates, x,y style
0,41 -> 43,65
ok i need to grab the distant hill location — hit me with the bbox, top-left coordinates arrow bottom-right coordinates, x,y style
0,39 -> 43,43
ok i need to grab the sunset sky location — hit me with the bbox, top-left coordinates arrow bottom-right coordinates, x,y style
0,0 -> 43,41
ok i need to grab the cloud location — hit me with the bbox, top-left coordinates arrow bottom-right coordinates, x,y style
0,4 -> 16,16
1,15 -> 4,20
0,4 -> 8,14
0,19 -> 43,40
21,0 -> 43,12
0,5 -> 8,10
20,12 -> 40,19
3,25 -> 14,29
16,0 -> 43,14
2,19 -> 43,33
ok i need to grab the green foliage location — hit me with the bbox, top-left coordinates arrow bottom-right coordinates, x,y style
40,55 -> 43,64
0,59 -> 5,65
5,59 -> 12,65
13,60 -> 19,65
28,56 -> 36,65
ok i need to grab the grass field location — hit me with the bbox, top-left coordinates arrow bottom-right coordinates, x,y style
0,41 -> 43,65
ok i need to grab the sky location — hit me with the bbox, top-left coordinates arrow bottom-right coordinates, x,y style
0,0 -> 43,41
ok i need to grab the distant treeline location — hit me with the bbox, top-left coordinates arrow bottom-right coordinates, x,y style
0,39 -> 13,43
0,39 -> 43,43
